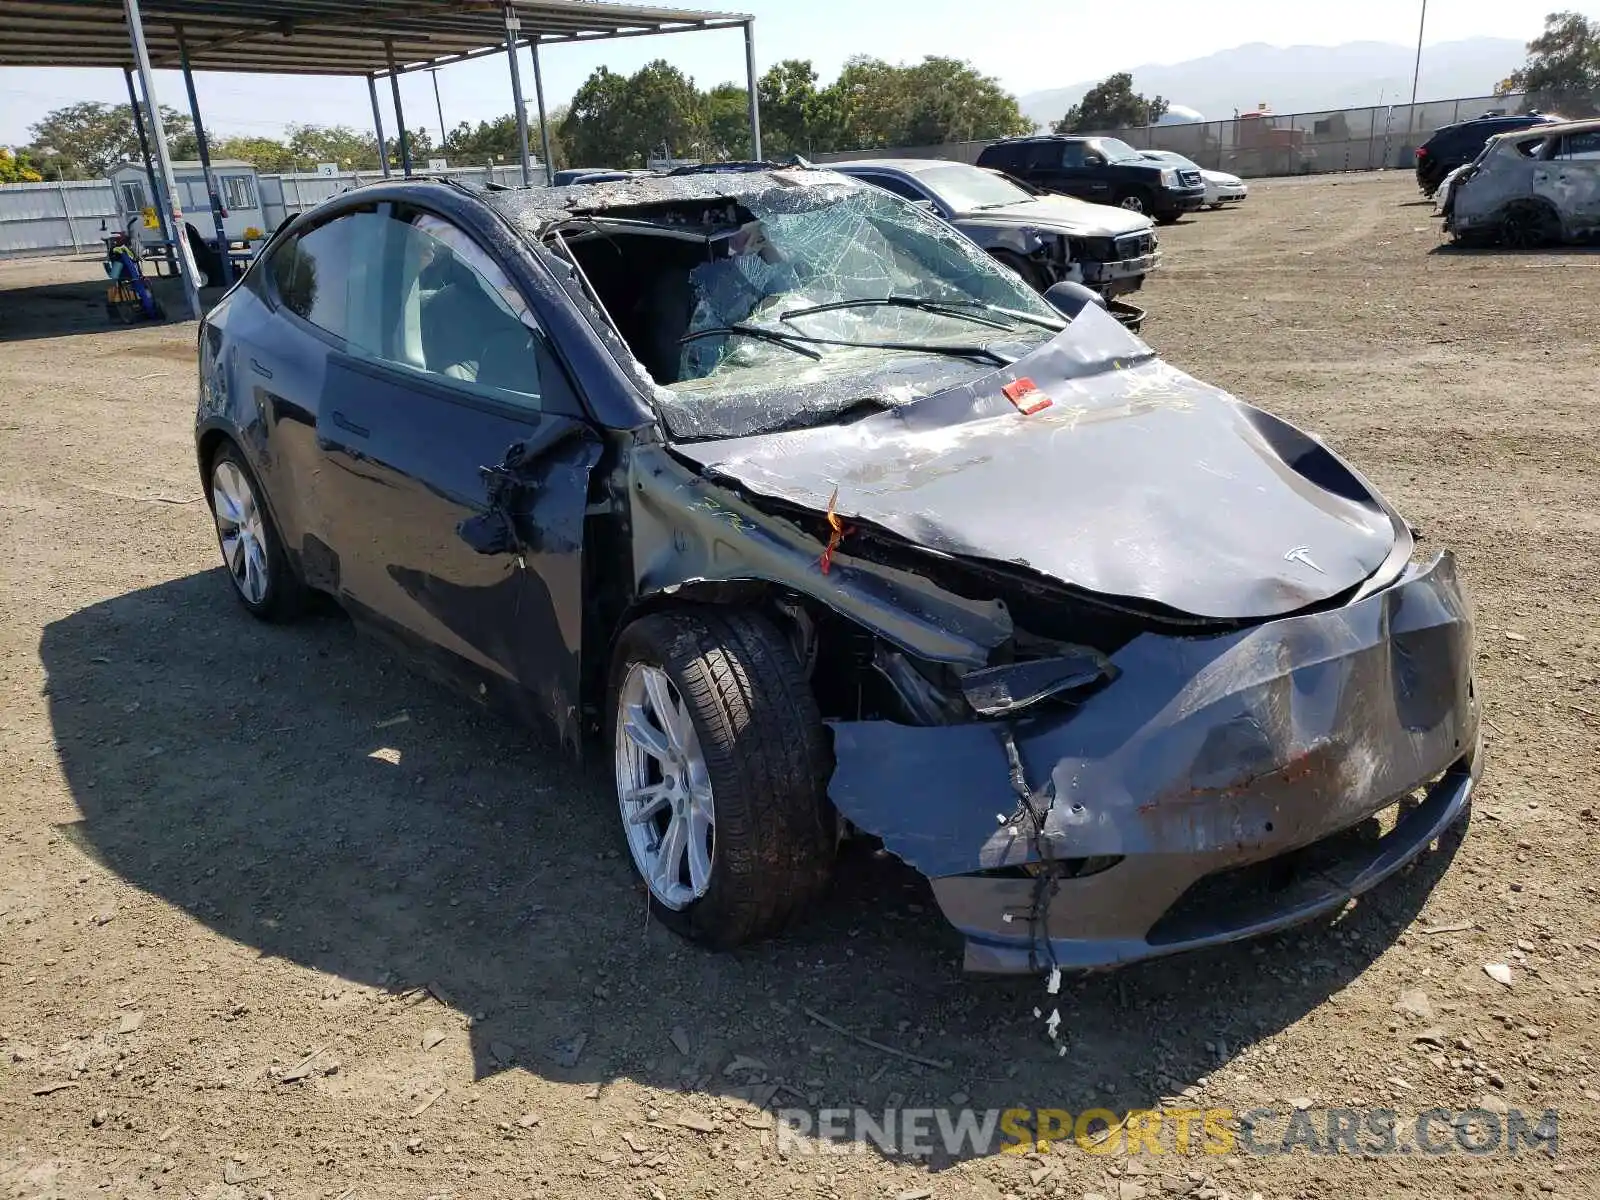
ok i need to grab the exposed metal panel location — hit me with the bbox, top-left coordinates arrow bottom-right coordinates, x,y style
0,1 -> 751,75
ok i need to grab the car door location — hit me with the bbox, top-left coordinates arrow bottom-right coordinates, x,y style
311,202 -> 602,747
224,210 -> 374,586
1036,141 -> 1102,201
1535,128 -> 1600,230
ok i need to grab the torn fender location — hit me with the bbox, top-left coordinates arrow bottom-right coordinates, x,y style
627,444 -> 1012,666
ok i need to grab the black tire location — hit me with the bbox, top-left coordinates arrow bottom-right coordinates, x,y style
987,248 -> 1044,292
206,441 -> 306,622
1114,190 -> 1149,215
1154,212 -> 1182,226
1500,201 -> 1557,250
607,608 -> 835,949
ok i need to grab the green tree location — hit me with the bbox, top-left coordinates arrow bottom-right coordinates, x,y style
900,57 -> 1033,144
1498,11 -> 1600,116
286,123 -> 380,170
704,82 -> 754,159
26,101 -> 194,179
758,59 -> 823,155
1052,73 -> 1168,133
561,61 -> 707,166
561,66 -> 634,165
208,135 -> 298,173
0,146 -> 43,183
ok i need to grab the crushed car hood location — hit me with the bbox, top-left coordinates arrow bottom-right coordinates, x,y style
673,306 -> 1400,622
958,195 -> 1153,238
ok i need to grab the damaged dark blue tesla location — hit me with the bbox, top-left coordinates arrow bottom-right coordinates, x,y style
195,169 -> 1481,974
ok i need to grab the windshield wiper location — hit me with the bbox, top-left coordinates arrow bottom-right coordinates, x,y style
679,324 -> 822,360
781,294 -> 1063,334
780,295 -> 1015,330
682,322 -> 1014,368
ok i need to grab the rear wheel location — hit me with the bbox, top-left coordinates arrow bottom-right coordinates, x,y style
1500,201 -> 1558,250
207,442 -> 305,622
607,609 -> 835,949
1115,191 -> 1148,215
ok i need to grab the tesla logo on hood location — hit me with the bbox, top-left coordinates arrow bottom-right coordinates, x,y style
1284,545 -> 1325,574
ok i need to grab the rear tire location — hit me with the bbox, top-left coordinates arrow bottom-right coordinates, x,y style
1500,201 -> 1558,250
1115,191 -> 1148,215
607,608 -> 835,949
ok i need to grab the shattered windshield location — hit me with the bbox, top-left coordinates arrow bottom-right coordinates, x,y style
658,185 -> 1060,440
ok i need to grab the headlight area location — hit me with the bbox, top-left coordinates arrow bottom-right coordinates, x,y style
1160,168 -> 1180,189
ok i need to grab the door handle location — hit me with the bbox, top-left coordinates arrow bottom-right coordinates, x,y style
248,357 -> 273,379
330,410 -> 369,439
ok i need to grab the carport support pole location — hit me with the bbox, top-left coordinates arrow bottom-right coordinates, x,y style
531,41 -> 554,185
503,7 -> 533,186
123,0 -> 202,320
367,75 -> 391,178
123,66 -> 173,249
744,20 -> 762,161
176,26 -> 232,286
385,41 -> 412,177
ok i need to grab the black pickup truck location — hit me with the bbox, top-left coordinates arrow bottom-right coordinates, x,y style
977,135 -> 1207,223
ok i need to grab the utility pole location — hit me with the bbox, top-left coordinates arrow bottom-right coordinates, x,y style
430,68 -> 447,147
1409,0 -> 1428,108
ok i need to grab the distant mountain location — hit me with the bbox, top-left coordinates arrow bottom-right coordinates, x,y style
1019,38 -> 1526,128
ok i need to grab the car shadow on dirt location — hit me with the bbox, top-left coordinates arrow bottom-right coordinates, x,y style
39,571 -> 1466,1166
0,276 -> 218,342
1427,241 -> 1600,256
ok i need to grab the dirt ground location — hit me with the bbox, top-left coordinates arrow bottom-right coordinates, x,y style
3,171 -> 1598,1200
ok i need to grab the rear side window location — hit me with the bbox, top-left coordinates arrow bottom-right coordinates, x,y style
1555,130 -> 1600,160
850,172 -> 926,201
977,144 -> 1014,169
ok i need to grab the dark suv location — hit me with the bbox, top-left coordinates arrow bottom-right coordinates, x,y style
977,135 -> 1207,223
1415,112 -> 1561,195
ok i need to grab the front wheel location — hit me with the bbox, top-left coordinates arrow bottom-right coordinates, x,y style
207,442 -> 305,621
608,609 -> 835,949
1115,191 -> 1148,214
987,248 -> 1044,291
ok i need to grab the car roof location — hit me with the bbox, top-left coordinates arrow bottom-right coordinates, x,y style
1485,115 -> 1600,144
986,134 -> 1092,144
483,168 -> 869,236
832,158 -> 972,174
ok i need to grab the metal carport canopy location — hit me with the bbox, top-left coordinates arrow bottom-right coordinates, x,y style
1,1 -> 760,321
0,1 -> 754,75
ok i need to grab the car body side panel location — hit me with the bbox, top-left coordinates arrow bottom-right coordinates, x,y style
314,352 -> 600,748
627,444 -> 1013,666
196,281 -> 333,573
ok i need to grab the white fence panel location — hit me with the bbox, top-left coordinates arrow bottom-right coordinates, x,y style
0,180 -> 121,257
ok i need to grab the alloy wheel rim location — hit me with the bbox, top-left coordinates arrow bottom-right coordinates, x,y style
1120,196 -> 1145,212
614,662 -> 715,911
212,460 -> 269,605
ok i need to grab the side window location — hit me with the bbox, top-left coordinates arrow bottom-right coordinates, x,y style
1058,142 -> 1086,169
351,210 -> 543,408
853,173 -> 926,202
1556,131 -> 1600,161
222,175 -> 257,209
1023,143 -> 1058,171
270,209 -> 376,339
119,181 -> 146,212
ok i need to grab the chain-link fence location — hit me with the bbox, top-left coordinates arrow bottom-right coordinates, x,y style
816,91 -> 1568,179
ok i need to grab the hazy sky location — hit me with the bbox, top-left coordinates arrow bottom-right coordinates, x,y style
1,0 -> 1590,147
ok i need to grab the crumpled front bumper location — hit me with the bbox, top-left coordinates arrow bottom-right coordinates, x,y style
1079,252 -> 1159,297
827,552 -> 1480,974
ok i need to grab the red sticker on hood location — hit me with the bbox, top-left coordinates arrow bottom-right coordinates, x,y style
1002,377 -> 1052,414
